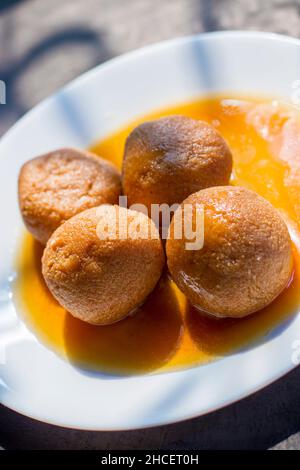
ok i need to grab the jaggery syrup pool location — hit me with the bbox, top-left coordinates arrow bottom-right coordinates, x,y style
14,95 -> 300,374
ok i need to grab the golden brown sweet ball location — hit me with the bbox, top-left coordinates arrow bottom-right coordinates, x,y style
42,205 -> 165,325
18,148 -> 122,244
166,186 -> 293,318
122,115 -> 232,211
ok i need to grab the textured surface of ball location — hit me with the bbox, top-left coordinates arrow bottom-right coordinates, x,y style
19,148 -> 122,244
166,186 -> 293,318
42,205 -> 165,325
122,115 -> 232,211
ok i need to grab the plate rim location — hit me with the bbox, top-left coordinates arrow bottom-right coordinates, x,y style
1,30 -> 300,431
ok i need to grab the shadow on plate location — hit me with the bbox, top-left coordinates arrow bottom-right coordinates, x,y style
185,270 -> 299,358
63,274 -> 183,376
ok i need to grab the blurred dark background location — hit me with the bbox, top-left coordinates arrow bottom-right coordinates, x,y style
2,0 -> 300,137
1,0 -> 300,450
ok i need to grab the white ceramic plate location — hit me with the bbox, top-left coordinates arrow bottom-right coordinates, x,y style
1,31 -> 300,430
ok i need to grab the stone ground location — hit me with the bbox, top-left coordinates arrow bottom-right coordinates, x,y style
0,0 -> 300,450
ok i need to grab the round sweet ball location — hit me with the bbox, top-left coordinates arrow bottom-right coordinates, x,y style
122,115 -> 232,211
166,186 -> 293,318
18,148 -> 122,244
42,205 -> 165,325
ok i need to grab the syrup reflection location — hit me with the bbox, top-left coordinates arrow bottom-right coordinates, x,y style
185,268 -> 299,358
17,236 -> 183,376
63,274 -> 183,375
